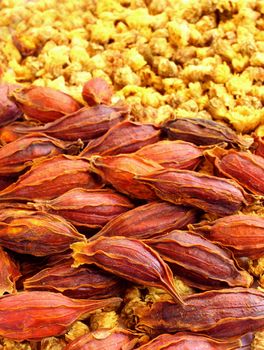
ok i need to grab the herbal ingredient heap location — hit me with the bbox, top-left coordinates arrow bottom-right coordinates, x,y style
0,77 -> 263,350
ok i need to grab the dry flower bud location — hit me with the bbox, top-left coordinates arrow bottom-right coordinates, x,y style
72,236 -> 184,304
135,140 -> 203,170
80,120 -> 160,157
10,86 -> 81,123
32,188 -> 134,229
93,202 -> 199,240
82,77 -> 113,106
0,84 -> 23,127
90,154 -> 163,200
0,154 -> 101,201
0,247 -> 20,295
0,291 -> 121,341
137,168 -> 250,216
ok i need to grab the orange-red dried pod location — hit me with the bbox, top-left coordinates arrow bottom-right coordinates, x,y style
0,133 -> 80,176
92,202 -> 199,240
10,86 -> 81,123
0,84 -> 23,126
194,214 -> 264,259
0,291 -> 121,341
0,247 -> 20,295
24,259 -> 124,299
135,140 -> 203,170
0,121 -> 36,145
137,169 -> 250,216
82,77 -> 113,106
90,154 -> 163,200
145,230 -> 252,290
32,188 -> 134,228
136,288 -> 264,339
206,146 -> 264,195
135,332 -> 241,350
80,120 -> 161,157
24,103 -> 129,142
72,236 -> 184,304
253,135 -> 264,158
64,328 -> 140,350
0,154 -> 101,201
0,208 -> 85,256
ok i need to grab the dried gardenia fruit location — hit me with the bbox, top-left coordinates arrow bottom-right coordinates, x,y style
193,214 -> 264,259
0,121 -> 37,145
0,291 -> 121,341
0,208 -> 85,256
0,84 -> 23,127
253,135 -> 264,157
135,332 -> 241,350
82,77 -> 113,106
10,86 -> 81,123
90,154 -> 163,200
31,188 -> 134,229
0,247 -> 20,295
72,236 -> 184,304
135,140 -> 203,170
24,259 -> 124,299
80,120 -> 161,157
137,168 -> 250,216
145,230 -> 253,290
0,154 -> 101,201
163,118 -> 247,148
136,288 -> 264,339
93,202 -> 199,240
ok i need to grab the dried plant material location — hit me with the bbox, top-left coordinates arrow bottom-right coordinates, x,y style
0,247 -> 20,295
0,133 -> 79,176
251,330 -> 264,350
82,78 -> 113,106
194,214 -> 264,259
32,188 -> 134,229
64,328 -> 140,350
253,136 -> 264,158
0,291 -> 122,341
0,121 -> 37,145
0,84 -> 23,127
134,332 -> 241,350
93,202 -> 199,240
90,154 -> 163,200
136,288 -> 264,338
80,121 -> 160,157
24,259 -> 124,299
137,168 -> 250,216
65,321 -> 89,342
135,140 -> 203,170
145,230 -> 253,290
206,146 -> 264,195
163,118 -> 248,148
72,236 -> 184,304
0,155 -> 100,201
89,310 -> 119,331
10,86 -> 81,123
0,208 -> 85,256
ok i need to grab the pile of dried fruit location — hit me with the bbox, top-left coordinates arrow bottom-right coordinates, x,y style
0,77 -> 263,349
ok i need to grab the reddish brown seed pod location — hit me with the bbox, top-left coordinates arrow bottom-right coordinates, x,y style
10,86 -> 81,123
90,154 -> 163,200
137,168 -> 251,216
0,247 -> 21,295
145,230 -> 253,290
0,208 -> 85,256
136,288 -> 264,339
205,146 -> 264,195
135,332 -> 241,350
135,140 -> 203,170
32,188 -> 134,229
0,291 -> 122,341
92,202 -> 199,240
0,121 -> 36,145
0,154 -> 101,201
80,120 -> 161,157
82,77 -> 113,106
253,135 -> 264,157
0,84 -> 23,126
23,259 -> 124,299
71,236 -> 184,304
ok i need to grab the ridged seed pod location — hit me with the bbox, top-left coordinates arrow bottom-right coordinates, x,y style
0,247 -> 20,295
0,84 -> 23,126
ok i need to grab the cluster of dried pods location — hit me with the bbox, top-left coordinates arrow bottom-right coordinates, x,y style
0,78 -> 264,349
